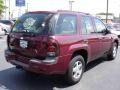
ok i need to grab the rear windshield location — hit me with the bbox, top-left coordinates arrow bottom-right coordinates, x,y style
12,13 -> 53,35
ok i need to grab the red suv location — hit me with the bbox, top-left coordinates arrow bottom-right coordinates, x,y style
5,10 -> 119,84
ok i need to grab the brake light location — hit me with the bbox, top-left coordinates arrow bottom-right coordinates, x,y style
47,45 -> 57,57
47,38 -> 59,57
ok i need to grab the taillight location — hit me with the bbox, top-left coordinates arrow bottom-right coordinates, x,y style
47,38 -> 59,57
47,46 -> 57,57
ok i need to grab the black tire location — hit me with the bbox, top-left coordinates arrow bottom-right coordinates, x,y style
65,55 -> 85,85
107,42 -> 118,60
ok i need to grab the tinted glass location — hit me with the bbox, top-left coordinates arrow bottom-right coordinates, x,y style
81,17 -> 87,34
81,16 -> 94,34
0,20 -> 12,25
94,18 -> 106,33
12,13 -> 53,35
55,14 -> 77,35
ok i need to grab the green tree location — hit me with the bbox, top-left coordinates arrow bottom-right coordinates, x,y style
0,0 -> 5,15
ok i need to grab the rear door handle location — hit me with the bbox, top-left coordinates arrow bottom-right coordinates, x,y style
83,40 -> 88,43
99,37 -> 103,40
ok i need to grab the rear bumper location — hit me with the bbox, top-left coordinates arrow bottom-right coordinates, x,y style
5,49 -> 70,75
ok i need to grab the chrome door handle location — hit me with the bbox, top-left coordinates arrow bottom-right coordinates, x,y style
83,40 -> 88,42
83,40 -> 88,43
99,37 -> 102,40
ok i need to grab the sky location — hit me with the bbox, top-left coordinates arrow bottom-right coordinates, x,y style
4,0 -> 120,19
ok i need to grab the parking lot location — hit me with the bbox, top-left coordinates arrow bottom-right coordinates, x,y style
0,35 -> 120,90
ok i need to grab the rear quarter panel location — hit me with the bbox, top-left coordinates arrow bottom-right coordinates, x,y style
51,35 -> 89,60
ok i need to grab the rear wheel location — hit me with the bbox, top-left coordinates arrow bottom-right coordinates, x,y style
65,55 -> 85,85
107,42 -> 118,60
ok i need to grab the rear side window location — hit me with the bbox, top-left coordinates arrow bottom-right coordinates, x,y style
55,14 -> 77,35
81,16 -> 94,34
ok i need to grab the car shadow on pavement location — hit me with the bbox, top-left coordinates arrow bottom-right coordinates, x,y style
85,56 -> 108,72
0,67 -> 69,90
0,56 -> 109,90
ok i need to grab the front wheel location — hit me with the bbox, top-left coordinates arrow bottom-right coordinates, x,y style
107,42 -> 118,60
65,55 -> 85,85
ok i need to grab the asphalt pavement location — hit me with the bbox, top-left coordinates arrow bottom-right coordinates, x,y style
0,35 -> 120,90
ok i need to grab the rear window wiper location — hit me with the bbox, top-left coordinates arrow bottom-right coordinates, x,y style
12,29 -> 28,33
22,32 -> 36,37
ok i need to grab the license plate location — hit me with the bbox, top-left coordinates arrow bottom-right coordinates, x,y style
20,40 -> 28,48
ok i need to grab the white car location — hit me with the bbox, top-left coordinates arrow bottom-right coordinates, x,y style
106,24 -> 120,44
107,23 -> 120,38
110,29 -> 120,36
0,26 -> 5,36
0,20 -> 14,34
0,23 -> 11,34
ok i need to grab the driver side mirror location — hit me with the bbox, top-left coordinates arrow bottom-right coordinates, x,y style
102,28 -> 111,35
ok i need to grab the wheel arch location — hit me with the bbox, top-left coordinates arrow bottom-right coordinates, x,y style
71,49 -> 88,65
114,39 -> 119,48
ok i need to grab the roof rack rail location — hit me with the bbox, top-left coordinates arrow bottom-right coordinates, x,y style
57,10 -> 90,15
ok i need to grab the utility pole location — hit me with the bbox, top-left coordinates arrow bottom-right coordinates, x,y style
69,0 -> 74,11
8,0 -> 11,20
119,13 -> 120,23
26,2 -> 29,12
5,0 -> 7,19
106,0 -> 109,23
119,13 -> 120,19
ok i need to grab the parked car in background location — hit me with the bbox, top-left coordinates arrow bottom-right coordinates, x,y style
0,26 -> 5,36
0,20 -> 14,34
113,23 -> 120,30
0,20 -> 14,26
12,19 -> 16,23
0,23 -> 11,35
106,23 -> 120,38
113,23 -> 120,38
5,10 -> 119,84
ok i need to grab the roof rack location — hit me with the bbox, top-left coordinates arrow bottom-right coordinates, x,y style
57,10 -> 90,15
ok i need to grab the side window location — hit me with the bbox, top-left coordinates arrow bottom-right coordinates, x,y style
81,16 -> 94,34
94,18 -> 106,33
81,17 -> 87,34
55,14 -> 77,34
